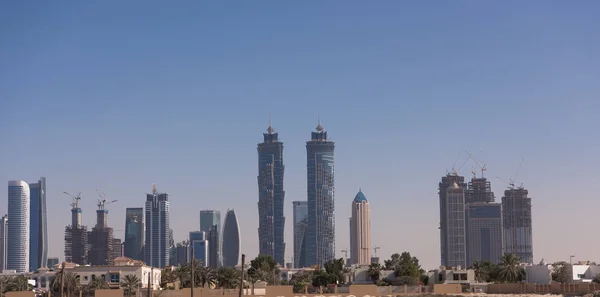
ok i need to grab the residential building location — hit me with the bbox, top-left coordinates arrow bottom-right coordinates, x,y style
124,208 -> 144,261
46,257 -> 59,269
292,201 -> 308,268
0,215 -> 7,272
64,193 -> 88,265
200,210 -> 221,266
305,119 -> 335,267
439,173 -> 467,268
257,119 -> 286,265
145,184 -> 170,268
8,180 -> 30,273
207,224 -> 220,269
222,209 -> 240,267
465,202 -> 502,265
28,177 -> 48,272
444,181 -> 467,268
88,202 -> 115,266
502,186 -> 533,264
349,190 -> 371,265
427,267 -> 476,284
189,231 -> 208,266
526,262 -> 600,284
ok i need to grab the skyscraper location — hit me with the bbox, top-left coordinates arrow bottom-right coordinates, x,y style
439,173 -> 467,268
8,181 -> 30,273
467,177 -> 495,203
124,208 -> 144,261
145,184 -> 170,268
349,190 -> 371,265
502,186 -> 533,264
466,202 -> 503,265
306,119 -> 335,267
111,238 -> 123,261
257,118 -> 286,265
200,210 -> 221,266
0,215 -> 7,272
221,209 -> 240,267
64,192 -> 88,265
88,201 -> 115,265
28,177 -> 48,272
189,231 -> 209,266
444,181 -> 467,268
292,201 -> 308,268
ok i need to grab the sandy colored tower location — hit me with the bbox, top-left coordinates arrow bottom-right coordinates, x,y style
349,189 -> 371,265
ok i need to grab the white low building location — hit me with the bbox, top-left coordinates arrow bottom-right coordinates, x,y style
526,262 -> 600,284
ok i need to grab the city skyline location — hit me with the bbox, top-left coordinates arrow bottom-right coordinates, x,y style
2,1 -> 599,270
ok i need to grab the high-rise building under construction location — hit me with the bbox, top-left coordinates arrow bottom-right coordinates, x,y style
88,199 -> 115,265
64,193 -> 88,265
465,176 -> 502,265
502,186 -> 533,264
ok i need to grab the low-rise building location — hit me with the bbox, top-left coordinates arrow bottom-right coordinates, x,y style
526,262 -> 600,284
427,267 -> 476,285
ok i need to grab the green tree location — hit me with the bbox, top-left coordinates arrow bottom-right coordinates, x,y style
197,266 -> 216,288
88,277 -> 109,291
311,269 -> 334,293
289,271 -> 314,293
120,274 -> 140,297
323,258 -> 345,284
592,274 -> 600,284
249,255 -> 281,285
367,263 -> 382,283
50,271 -> 79,297
5,276 -> 30,292
216,267 -> 240,289
245,267 -> 260,295
0,276 -> 10,295
160,269 -> 178,289
551,262 -> 569,283
384,253 -> 401,270
497,254 -> 525,283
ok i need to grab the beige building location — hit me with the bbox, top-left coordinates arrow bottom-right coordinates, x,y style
349,190 -> 371,265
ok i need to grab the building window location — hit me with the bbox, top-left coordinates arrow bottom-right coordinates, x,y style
110,274 -> 120,283
84,276 -> 89,281
91,275 -> 96,280
453,274 -> 459,281
460,274 -> 467,280
577,274 -> 585,279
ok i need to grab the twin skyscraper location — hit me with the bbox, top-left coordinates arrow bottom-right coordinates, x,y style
257,118 -> 335,267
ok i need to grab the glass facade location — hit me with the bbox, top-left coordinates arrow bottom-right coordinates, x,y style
257,127 -> 285,265
221,209 -> 240,267
145,187 -> 170,268
306,126 -> 335,267
8,181 -> 30,273
292,201 -> 308,268
189,231 -> 208,266
28,177 -> 47,272
124,208 -> 144,261
502,188 -> 533,264
465,203 -> 503,265
200,210 -> 221,266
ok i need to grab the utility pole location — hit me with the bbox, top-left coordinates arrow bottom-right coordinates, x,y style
147,267 -> 153,297
238,254 -> 245,297
191,244 -> 195,297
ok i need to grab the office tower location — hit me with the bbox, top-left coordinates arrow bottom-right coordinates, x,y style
0,215 -> 7,272
349,190 -> 371,265
46,257 -> 59,269
502,186 -> 533,264
111,238 -> 123,261
64,193 -> 88,265
306,119 -> 335,267
200,210 -> 221,266
189,231 -> 209,266
168,228 -> 175,266
222,209 -> 240,267
174,242 -> 188,266
257,118 -> 286,265
124,208 -> 144,261
145,184 -> 170,268
28,177 -> 48,272
444,181 -> 467,268
8,181 -> 30,273
439,173 -> 467,268
467,177 -> 495,203
292,201 -> 308,268
207,224 -> 220,269
466,202 -> 503,265
88,201 -> 115,265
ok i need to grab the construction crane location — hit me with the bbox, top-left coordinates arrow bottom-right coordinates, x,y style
372,246 -> 380,258
63,191 -> 82,208
96,189 -> 117,210
447,151 -> 470,175
496,158 -> 525,189
465,149 -> 487,178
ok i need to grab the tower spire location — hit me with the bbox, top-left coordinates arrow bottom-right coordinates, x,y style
316,110 -> 324,132
267,110 -> 275,134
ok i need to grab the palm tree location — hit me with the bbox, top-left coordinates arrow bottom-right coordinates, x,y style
245,267 -> 260,295
120,275 -> 140,297
88,277 -> 109,291
0,276 -> 10,295
497,254 -> 525,283
249,255 -> 280,285
197,266 -> 216,288
471,261 -> 487,283
5,276 -> 30,292
216,267 -> 240,289
51,271 -> 79,297
367,263 -> 382,283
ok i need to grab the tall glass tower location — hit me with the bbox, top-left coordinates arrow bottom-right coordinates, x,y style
28,177 -> 48,272
124,208 -> 144,261
221,209 -> 240,267
8,181 -> 30,273
305,119 -> 335,267
257,118 -> 285,265
292,201 -> 308,268
200,210 -> 221,267
502,186 -> 533,264
145,184 -> 170,268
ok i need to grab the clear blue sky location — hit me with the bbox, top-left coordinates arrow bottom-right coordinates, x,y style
1,1 -> 599,269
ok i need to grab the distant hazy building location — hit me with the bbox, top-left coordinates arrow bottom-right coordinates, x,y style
306,120 -> 335,267
292,201 -> 308,268
257,119 -> 286,265
124,208 -> 144,261
47,257 -> 59,269
200,210 -> 221,266
222,209 -> 240,267
439,173 -> 467,268
350,190 -> 371,265
8,181 -> 30,273
88,202 -> 115,266
174,242 -> 188,266
64,193 -> 88,265
189,231 -> 209,266
111,238 -> 123,261
466,202 -> 503,265
502,186 -> 533,264
28,177 -> 48,272
444,181 -> 467,268
0,215 -> 7,271
145,184 -> 170,268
